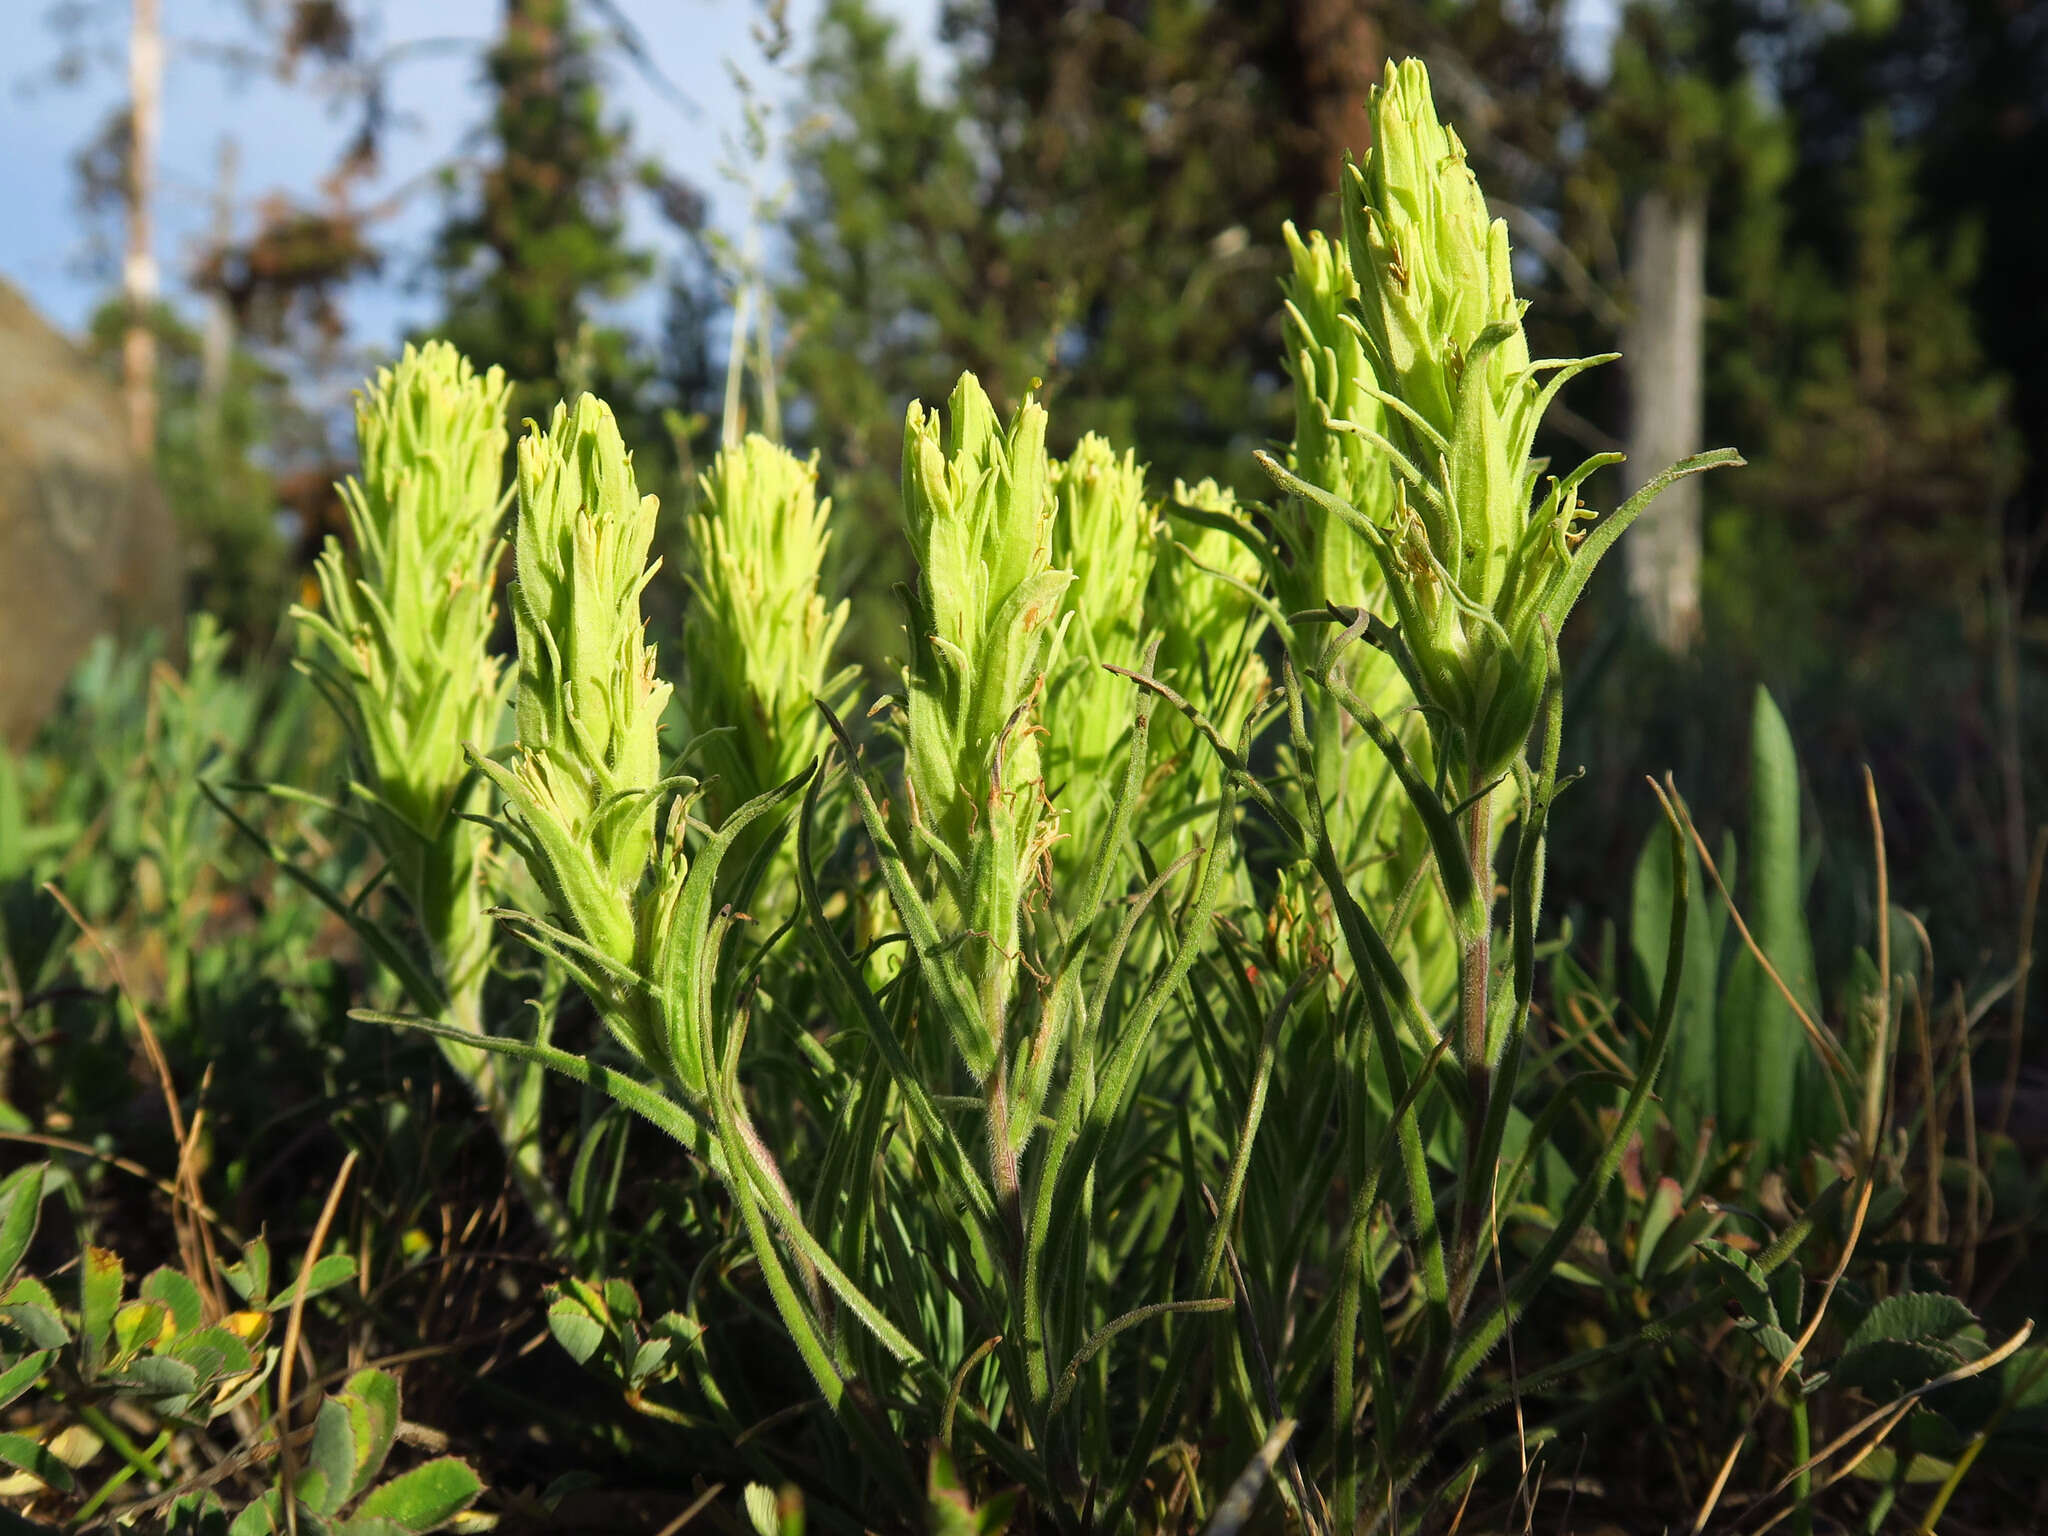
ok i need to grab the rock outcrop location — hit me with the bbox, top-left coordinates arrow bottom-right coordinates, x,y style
0,278 -> 184,743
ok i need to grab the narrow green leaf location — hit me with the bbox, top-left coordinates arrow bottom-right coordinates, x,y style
1633,826 -> 1717,1140
0,1430 -> 74,1492
1047,1298 -> 1233,1417
1723,687 -> 1821,1167
815,701 -> 992,1080
1538,449 -> 1744,629
1444,801 -> 1693,1402
78,1244 -> 124,1376
794,759 -> 1000,1241
1316,666 -> 1486,940
203,783 -> 446,1017
352,1010 -> 711,1149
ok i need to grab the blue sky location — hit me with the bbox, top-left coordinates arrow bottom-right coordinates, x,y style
1,0 -> 944,355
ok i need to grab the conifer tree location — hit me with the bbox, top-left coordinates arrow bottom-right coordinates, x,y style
434,0 -> 650,423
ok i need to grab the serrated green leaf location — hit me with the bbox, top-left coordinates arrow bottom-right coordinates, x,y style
113,1298 -> 168,1361
601,1278 -> 640,1322
141,1267 -> 206,1335
167,1324 -> 258,1382
0,1165 -> 46,1282
111,1352 -> 200,1403
338,1368 -> 402,1501
163,1488 -> 230,1536
265,1250 -> 358,1311
2000,1347 -> 2048,1416
221,1236 -> 272,1308
1833,1338 -> 1969,1398
282,1252 -> 360,1307
0,1274 -> 67,1351
228,1489 -> 283,1536
1696,1238 -> 1778,1329
0,1349 -> 51,1410
627,1336 -> 671,1386
1772,1261 -> 1806,1336
351,1457 -> 483,1532
1849,1446 -> 1955,1485
1846,1292 -> 1981,1353
302,1388 -> 363,1515
1749,1323 -> 1802,1371
547,1296 -> 604,1366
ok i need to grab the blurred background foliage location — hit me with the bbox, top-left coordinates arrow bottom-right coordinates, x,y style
768,0 -> 2048,1018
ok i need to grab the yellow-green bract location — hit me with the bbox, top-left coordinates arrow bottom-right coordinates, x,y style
1277,221 -> 1387,626
1045,433 -> 1155,885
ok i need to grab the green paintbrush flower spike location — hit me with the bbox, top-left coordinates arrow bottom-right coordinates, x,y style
899,372 -> 1072,1076
1342,60 -> 1528,449
296,343 -> 576,1244
1263,57 -> 1738,784
684,435 -> 855,825
475,394 -> 676,1073
295,341 -> 512,996
1273,222 -> 1473,1007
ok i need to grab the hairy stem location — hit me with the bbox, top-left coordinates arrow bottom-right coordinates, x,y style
1449,774 -> 1495,1320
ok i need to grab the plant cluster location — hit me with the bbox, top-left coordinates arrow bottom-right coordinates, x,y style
0,54 -> 2041,1535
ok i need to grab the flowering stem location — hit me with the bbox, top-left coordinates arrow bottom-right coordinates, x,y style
1451,771 -> 1495,1322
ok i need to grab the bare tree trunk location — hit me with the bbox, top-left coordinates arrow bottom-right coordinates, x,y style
123,0 -> 163,459
1622,187 -> 1706,652
200,137 -> 239,451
